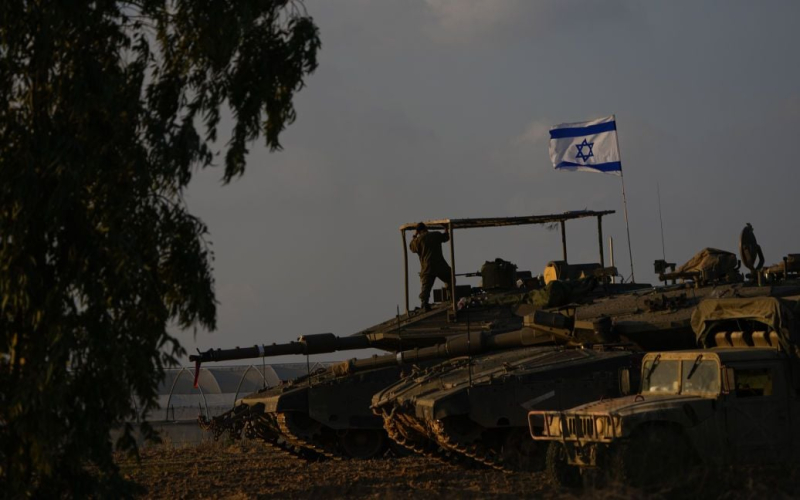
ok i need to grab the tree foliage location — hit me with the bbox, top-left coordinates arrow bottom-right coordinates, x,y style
0,1 -> 319,495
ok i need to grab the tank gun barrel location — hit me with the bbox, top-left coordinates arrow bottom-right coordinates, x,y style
189,333 -> 376,388
334,311 -> 580,376
189,333 -> 374,364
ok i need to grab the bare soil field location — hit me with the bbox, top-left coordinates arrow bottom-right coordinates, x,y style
117,441 -> 800,499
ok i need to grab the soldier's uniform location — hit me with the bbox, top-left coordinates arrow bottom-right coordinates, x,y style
410,231 -> 452,308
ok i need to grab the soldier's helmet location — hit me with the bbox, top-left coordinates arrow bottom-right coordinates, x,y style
416,222 -> 427,232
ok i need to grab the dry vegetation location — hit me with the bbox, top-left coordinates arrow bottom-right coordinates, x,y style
116,441 -> 800,499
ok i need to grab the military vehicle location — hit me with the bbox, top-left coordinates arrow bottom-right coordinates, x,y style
192,210 -> 636,460
371,227 -> 800,471
531,295 -> 800,488
373,342 -> 642,470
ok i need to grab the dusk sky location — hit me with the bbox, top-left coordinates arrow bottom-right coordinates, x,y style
177,0 -> 800,364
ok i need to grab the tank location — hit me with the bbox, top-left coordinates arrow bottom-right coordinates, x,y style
374,344 -> 641,470
372,227 -> 800,471
195,210 -> 641,460
202,302 -> 629,462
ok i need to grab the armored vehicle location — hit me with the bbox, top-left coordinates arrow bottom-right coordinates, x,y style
194,210 -> 635,460
373,342 -> 642,470
531,295 -> 800,487
371,228 -> 800,471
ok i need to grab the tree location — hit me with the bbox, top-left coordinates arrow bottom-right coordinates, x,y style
0,1 -> 320,496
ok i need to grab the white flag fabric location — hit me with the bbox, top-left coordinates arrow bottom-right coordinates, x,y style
549,115 -> 622,176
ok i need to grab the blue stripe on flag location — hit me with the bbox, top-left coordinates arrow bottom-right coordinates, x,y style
555,161 -> 622,172
549,121 -> 617,139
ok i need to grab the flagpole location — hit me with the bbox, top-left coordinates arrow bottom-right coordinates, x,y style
614,115 -> 636,283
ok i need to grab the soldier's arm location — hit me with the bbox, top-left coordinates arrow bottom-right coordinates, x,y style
410,236 -> 420,253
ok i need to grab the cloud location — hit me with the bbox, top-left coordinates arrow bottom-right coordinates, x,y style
422,0 -> 640,45
423,0 -> 521,44
513,120 -> 551,146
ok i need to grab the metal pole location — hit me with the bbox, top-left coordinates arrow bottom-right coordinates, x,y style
560,220 -> 568,262
614,115 -> 635,282
233,365 -> 254,409
609,236 -> 616,284
620,172 -> 635,283
402,229 -> 409,315
306,349 -> 312,388
467,308 -> 472,388
164,367 -> 185,422
657,182 -> 666,261
449,222 -> 457,318
597,215 -> 604,266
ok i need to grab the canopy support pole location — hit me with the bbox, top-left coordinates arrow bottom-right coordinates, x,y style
402,230 -> 409,315
597,215 -> 605,266
449,222 -> 457,319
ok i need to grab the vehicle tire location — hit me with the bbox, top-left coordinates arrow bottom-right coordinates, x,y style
545,442 -> 582,489
611,426 -> 694,488
501,429 -> 545,471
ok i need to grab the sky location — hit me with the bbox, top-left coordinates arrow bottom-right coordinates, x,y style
177,0 -> 800,365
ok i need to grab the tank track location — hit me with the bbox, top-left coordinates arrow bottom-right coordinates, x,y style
429,419 -> 509,472
379,409 -> 482,468
276,412 -> 345,462
428,417 -> 545,473
243,411 -> 321,461
199,403 -> 248,440
199,404 -> 325,462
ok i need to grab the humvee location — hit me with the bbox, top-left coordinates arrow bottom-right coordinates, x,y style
530,296 -> 800,487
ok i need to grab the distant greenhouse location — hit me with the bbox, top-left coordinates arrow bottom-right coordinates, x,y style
123,362 -> 329,445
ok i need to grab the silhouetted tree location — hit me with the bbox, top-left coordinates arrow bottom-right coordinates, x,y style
0,1 -> 320,496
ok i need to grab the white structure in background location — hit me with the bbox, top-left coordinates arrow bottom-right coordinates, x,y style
123,362 -> 329,446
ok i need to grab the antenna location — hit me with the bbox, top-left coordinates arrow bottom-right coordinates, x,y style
467,308 -> 472,388
657,182 -> 666,261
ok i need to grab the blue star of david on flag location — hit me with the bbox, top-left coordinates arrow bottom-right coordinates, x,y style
574,139 -> 594,162
548,115 -> 622,175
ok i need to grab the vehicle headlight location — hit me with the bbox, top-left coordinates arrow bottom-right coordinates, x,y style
548,415 -> 562,436
595,417 -> 606,436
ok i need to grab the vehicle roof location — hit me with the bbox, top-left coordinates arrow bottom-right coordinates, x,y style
399,209 -> 615,231
643,348 -> 784,363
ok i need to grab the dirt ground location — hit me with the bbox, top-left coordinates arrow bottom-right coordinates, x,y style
117,441 -> 800,499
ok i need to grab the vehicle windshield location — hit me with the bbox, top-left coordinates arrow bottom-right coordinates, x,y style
642,358 -> 680,394
681,359 -> 720,394
641,356 -> 720,395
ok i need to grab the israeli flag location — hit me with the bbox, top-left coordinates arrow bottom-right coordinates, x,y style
549,115 -> 622,176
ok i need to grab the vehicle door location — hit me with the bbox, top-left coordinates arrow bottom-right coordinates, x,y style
725,362 -> 790,464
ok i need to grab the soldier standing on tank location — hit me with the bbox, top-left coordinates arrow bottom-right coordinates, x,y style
410,222 -> 452,311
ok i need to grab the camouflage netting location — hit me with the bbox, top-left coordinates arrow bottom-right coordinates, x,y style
692,297 -> 800,356
675,248 -> 738,276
